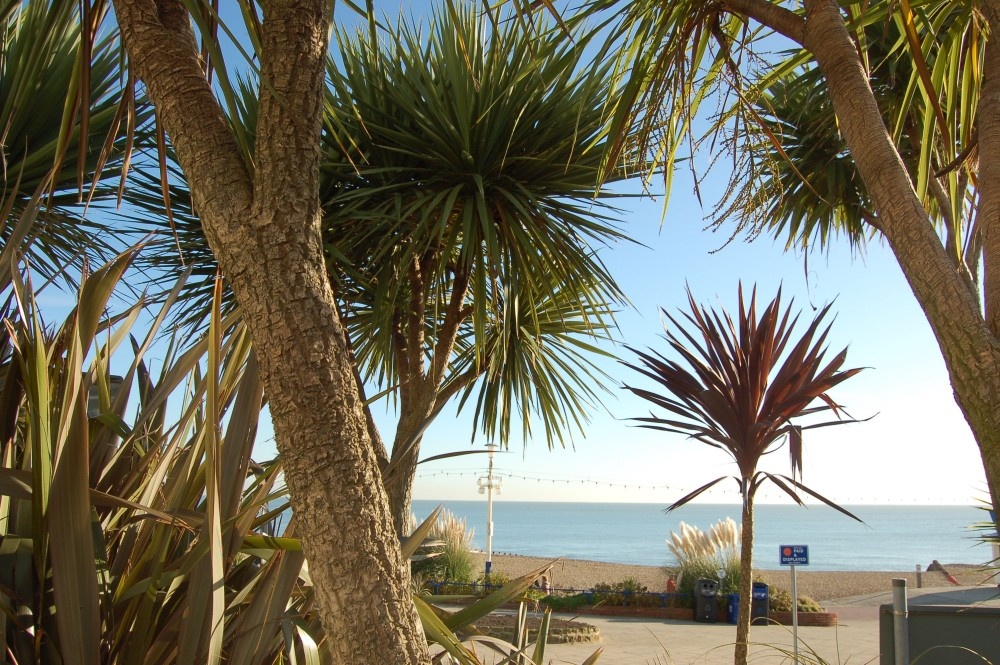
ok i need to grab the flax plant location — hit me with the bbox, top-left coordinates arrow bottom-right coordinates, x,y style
0,251 -> 323,664
0,245 -> 598,664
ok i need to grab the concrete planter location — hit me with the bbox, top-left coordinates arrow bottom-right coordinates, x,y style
767,611 -> 839,627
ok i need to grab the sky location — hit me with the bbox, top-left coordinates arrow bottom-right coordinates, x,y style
393,177 -> 987,506
249,1 -> 992,508
99,0 -> 988,509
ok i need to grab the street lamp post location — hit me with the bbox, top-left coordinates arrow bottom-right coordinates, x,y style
477,443 -> 501,575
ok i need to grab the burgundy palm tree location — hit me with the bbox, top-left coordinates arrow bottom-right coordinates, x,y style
622,284 -> 864,665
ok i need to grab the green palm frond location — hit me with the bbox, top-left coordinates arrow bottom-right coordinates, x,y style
323,4 -> 634,323
452,277 -> 617,447
558,0 -> 981,289
324,3 -> 635,446
0,2 -> 148,288
716,3 -> 979,259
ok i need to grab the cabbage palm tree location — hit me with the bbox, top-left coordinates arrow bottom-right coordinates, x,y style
547,0 -> 1000,536
128,4 -> 637,533
622,285 -> 862,665
324,5 -> 633,531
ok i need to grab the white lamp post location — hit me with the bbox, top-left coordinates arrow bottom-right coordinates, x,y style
477,443 -> 501,575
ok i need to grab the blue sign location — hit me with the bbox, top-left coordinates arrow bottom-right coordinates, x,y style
779,545 -> 809,566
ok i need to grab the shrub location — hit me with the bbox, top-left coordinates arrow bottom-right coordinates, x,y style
476,570 -> 513,596
797,596 -> 823,612
667,518 -> 742,596
589,578 -> 661,607
409,509 -> 477,583
542,593 -> 591,611
768,587 -> 823,612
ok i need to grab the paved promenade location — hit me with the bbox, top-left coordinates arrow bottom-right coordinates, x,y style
468,585 -> 1000,665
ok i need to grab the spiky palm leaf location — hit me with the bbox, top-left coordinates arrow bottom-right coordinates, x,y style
622,284 -> 863,502
324,4 -> 635,460
720,3 -> 980,269
0,1 -> 147,288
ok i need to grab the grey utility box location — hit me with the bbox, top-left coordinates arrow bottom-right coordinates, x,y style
879,604 -> 1000,665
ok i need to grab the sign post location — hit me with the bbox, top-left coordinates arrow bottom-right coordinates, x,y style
780,545 -> 809,664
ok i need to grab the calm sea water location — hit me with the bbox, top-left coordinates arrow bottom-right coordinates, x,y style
412,500 -> 993,571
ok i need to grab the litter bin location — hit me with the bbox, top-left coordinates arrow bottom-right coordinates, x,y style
694,579 -> 719,623
751,582 -> 769,625
726,593 -> 740,624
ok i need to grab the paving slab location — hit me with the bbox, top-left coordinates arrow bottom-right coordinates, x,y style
443,584 -> 1000,664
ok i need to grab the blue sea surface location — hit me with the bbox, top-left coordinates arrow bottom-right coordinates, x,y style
411,500 -> 992,571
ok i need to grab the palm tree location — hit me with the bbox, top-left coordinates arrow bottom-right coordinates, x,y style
541,0 -> 1000,531
323,5 -> 634,530
128,4 -> 638,533
621,285 -> 862,665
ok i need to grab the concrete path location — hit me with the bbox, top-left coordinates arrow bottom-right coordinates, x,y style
453,584 -> 1000,665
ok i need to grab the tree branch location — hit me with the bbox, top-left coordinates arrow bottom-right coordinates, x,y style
429,267 -> 472,389
434,364 -> 483,416
722,0 -> 806,44
405,256 -> 426,385
114,0 -> 252,226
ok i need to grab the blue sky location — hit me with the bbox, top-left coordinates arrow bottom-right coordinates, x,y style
137,0 -> 988,507
252,1 -> 990,507
393,173 -> 986,506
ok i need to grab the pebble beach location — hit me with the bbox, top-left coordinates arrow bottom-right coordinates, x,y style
473,552 -> 998,601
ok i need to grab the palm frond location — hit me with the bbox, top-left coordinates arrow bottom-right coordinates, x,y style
622,284 -> 863,484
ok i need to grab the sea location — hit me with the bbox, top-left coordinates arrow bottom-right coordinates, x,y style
411,500 -> 995,572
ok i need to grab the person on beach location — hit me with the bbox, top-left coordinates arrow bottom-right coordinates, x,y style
540,575 -> 552,594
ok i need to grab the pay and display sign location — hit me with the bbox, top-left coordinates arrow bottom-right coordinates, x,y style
779,545 -> 809,565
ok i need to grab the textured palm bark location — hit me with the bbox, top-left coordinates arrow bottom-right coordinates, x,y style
734,487 -> 755,665
386,402 -> 435,536
977,2 -> 1000,514
796,1 -> 1000,510
113,0 -> 429,662
983,2 -> 1000,340
727,0 -> 1000,519
384,263 -> 476,534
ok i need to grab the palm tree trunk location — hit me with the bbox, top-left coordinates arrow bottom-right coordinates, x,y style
801,0 -> 1000,511
386,432 -> 423,536
112,1 -> 431,661
735,484 -> 755,665
385,375 -> 438,535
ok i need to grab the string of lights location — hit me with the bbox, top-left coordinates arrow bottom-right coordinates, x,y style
415,469 -> 969,503
416,468 -> 674,491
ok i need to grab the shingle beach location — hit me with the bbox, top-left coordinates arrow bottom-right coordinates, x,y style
473,552 -> 997,601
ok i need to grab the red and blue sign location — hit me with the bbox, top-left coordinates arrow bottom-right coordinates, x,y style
779,545 -> 809,565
